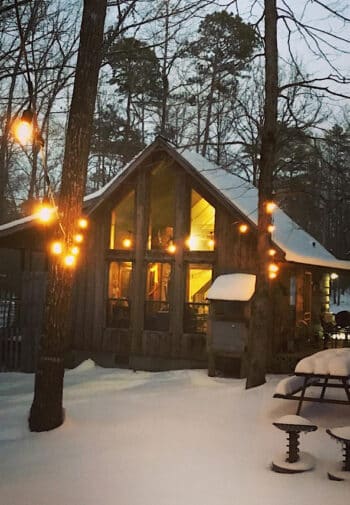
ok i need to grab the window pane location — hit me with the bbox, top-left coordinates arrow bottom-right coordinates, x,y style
144,262 -> 171,331
188,190 -> 215,251
184,264 -> 212,334
187,263 -> 212,302
110,190 -> 135,249
107,261 -> 132,328
148,163 -> 175,250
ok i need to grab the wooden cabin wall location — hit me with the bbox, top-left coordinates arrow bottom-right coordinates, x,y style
214,207 -> 257,275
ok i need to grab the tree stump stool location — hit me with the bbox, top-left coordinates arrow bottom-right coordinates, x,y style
326,426 -> 350,481
271,414 -> 318,473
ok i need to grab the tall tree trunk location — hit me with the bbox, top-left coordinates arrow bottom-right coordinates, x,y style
245,0 -> 278,388
29,0 -> 107,432
201,70 -> 217,157
160,0 -> 170,136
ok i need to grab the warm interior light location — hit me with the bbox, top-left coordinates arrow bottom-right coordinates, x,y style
74,233 -> 83,244
35,204 -> 55,224
167,242 -> 176,254
239,224 -> 248,234
268,248 -> 276,256
186,236 -> 198,250
268,263 -> 279,273
330,272 -> 339,280
208,238 -> 215,248
78,218 -> 88,229
266,201 -> 276,214
268,271 -> 277,279
267,224 -> 275,233
63,254 -> 76,267
71,246 -> 79,256
122,237 -> 132,248
50,241 -> 63,255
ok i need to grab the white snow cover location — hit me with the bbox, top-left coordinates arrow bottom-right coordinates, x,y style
274,414 -> 316,426
207,273 -> 256,301
178,148 -> 350,270
295,348 -> 350,376
0,213 -> 35,232
328,426 -> 350,440
1,364 -> 350,505
274,375 -> 306,395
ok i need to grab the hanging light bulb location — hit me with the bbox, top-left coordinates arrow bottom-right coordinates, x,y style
63,254 -> 76,268
74,233 -> 83,244
122,237 -> 132,248
267,224 -> 275,233
35,204 -> 55,224
78,217 -> 88,229
71,245 -> 80,256
239,224 -> 249,234
50,241 -> 63,255
268,248 -> 276,257
167,241 -> 176,254
12,109 -> 34,145
266,201 -> 276,214
268,262 -> 279,273
269,271 -> 277,280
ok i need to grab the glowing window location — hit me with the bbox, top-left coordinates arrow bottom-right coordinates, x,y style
148,163 -> 175,250
187,264 -> 212,303
188,190 -> 215,251
110,190 -> 135,249
108,261 -> 132,299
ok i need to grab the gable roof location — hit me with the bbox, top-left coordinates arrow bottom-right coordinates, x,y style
1,137 -> 349,271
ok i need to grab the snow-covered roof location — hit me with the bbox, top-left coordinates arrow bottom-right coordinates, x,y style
177,148 -> 350,271
207,274 -> 256,301
1,138 -> 350,272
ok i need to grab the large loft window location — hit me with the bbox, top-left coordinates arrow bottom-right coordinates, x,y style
148,163 -> 175,251
110,190 -> 135,250
144,262 -> 171,331
184,263 -> 212,334
107,261 -> 132,328
188,190 -> 215,251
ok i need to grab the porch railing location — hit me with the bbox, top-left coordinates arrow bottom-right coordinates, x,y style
184,302 -> 209,334
144,300 -> 170,331
107,298 -> 131,328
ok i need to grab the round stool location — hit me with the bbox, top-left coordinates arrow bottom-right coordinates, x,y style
272,415 -> 318,473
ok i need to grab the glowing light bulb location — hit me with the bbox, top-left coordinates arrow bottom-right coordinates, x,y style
122,238 -> 132,248
268,248 -> 276,256
266,201 -> 276,214
239,224 -> 248,234
268,263 -> 279,273
50,241 -> 63,255
35,205 -> 55,224
330,273 -> 338,280
208,238 -> 215,249
71,246 -> 79,256
63,254 -> 76,267
269,271 -> 277,280
78,218 -> 88,229
186,236 -> 198,250
267,224 -> 275,233
74,233 -> 83,244
12,120 -> 33,145
167,242 -> 176,253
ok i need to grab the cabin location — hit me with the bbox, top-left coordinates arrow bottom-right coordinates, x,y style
1,137 -> 350,373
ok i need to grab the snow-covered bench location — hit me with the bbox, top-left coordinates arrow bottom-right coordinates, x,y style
274,349 -> 350,414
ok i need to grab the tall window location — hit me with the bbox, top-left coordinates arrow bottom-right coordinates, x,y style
188,190 -> 215,251
110,190 -> 135,250
184,263 -> 212,333
148,163 -> 175,251
144,262 -> 171,331
107,261 -> 132,328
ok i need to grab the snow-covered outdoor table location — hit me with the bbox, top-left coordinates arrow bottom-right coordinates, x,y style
274,349 -> 350,414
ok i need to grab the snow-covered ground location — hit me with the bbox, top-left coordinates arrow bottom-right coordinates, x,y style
0,361 -> 349,505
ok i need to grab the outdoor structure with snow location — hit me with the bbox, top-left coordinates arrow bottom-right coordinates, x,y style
1,137 -> 350,373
